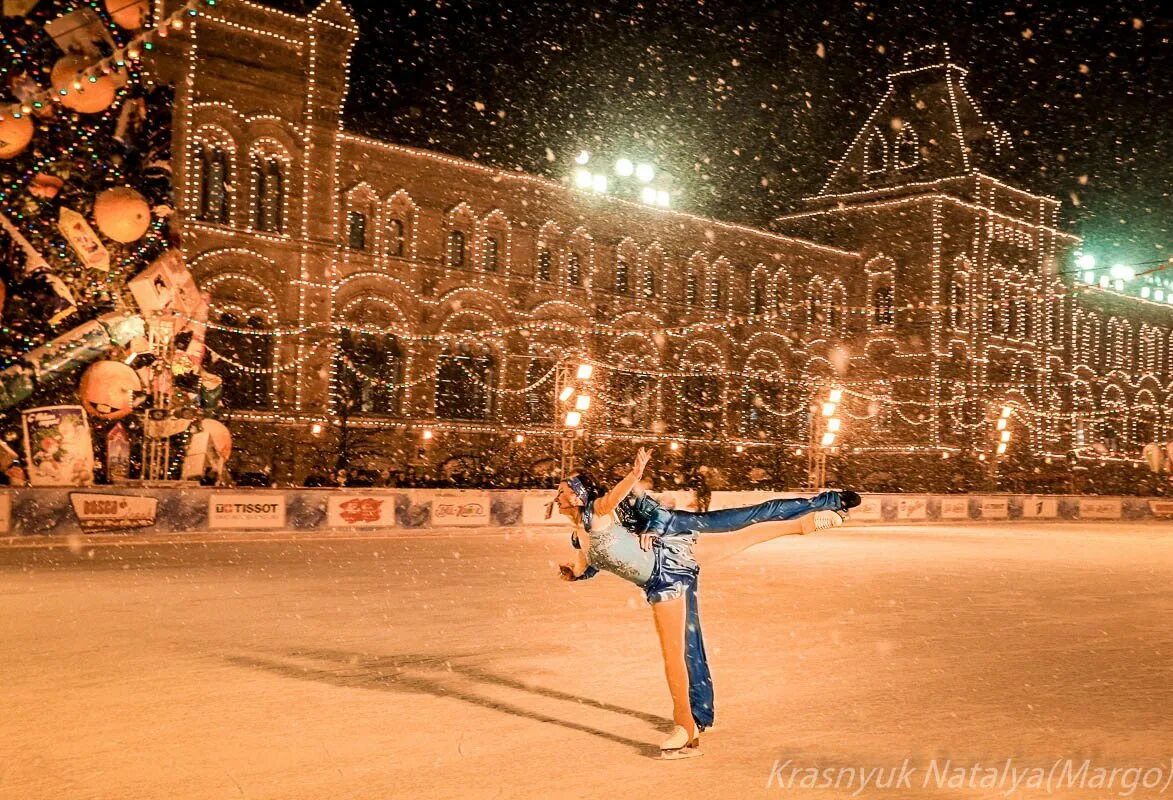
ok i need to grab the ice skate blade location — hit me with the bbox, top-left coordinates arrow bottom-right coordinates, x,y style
660,745 -> 703,760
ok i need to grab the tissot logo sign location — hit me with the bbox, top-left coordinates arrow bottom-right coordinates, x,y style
208,494 -> 286,529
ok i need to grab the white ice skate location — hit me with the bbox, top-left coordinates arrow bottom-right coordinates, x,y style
660,725 -> 702,760
800,509 -> 847,535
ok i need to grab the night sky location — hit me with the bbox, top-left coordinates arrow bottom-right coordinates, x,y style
273,0 -> 1169,269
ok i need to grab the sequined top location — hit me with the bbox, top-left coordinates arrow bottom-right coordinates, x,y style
585,518 -> 654,587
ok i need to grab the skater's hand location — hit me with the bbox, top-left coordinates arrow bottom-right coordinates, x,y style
639,533 -> 657,551
632,447 -> 653,477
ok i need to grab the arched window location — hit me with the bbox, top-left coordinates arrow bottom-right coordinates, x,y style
615,258 -> 629,294
447,229 -> 465,268
386,219 -> 405,258
873,286 -> 894,326
197,144 -> 229,224
251,156 -> 283,233
524,356 -> 555,423
347,211 -> 367,250
482,235 -> 499,272
895,125 -> 919,168
537,248 -> 552,282
205,311 -> 271,410
566,253 -> 582,286
435,343 -> 494,420
339,329 -> 401,415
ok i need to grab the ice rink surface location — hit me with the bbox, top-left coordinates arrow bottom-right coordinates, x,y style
2,523 -> 1172,799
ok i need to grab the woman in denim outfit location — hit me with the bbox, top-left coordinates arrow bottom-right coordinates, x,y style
554,448 -> 859,758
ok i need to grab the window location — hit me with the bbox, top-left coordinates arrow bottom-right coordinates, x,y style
615,259 -> 629,294
339,331 -> 401,415
810,294 -> 826,329
895,126 -> 919,168
347,211 -> 367,250
873,286 -> 893,326
197,145 -> 229,224
435,344 -> 494,420
205,311 -> 270,410
751,282 -> 766,315
567,252 -> 582,286
387,219 -> 405,257
607,367 -> 656,429
252,156 -> 283,233
447,229 -> 465,268
482,235 -> 499,272
949,281 -> 967,329
865,132 -> 886,174
537,248 -> 552,281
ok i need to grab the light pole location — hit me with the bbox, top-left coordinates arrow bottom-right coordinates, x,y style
989,403 -> 1013,486
554,360 -> 593,478
807,386 -> 842,489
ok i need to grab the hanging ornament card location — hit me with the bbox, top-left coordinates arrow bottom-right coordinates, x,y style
21,405 -> 94,487
58,207 -> 110,271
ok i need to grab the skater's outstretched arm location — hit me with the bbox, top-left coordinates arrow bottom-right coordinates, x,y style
593,447 -> 652,519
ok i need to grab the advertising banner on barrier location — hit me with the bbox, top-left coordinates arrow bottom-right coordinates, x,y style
327,495 -> 396,528
0,492 -> 9,534
521,493 -> 564,525
897,496 -> 928,520
979,498 -> 1009,519
432,492 -> 490,526
1079,497 -> 1122,520
850,495 -> 884,522
1148,499 -> 1173,519
940,497 -> 970,520
209,494 -> 286,529
1021,496 -> 1059,519
70,492 -> 158,531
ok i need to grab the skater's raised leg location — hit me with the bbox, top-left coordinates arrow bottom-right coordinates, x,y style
662,489 -> 858,536
691,509 -> 846,565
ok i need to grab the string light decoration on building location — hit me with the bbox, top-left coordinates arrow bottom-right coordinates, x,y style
136,5 -> 1173,489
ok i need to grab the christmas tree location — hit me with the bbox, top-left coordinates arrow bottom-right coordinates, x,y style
0,0 -> 223,485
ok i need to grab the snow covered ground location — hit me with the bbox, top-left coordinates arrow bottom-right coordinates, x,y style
2,523 -> 1171,799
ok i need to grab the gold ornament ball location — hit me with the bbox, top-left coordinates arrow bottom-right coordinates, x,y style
79,360 -> 142,421
0,112 -> 34,159
105,0 -> 149,29
93,187 -> 151,242
198,419 -> 233,460
51,57 -> 117,115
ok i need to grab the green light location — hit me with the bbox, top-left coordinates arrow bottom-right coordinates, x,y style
1109,263 -> 1134,281
143,41 -> 154,50
1075,253 -> 1096,270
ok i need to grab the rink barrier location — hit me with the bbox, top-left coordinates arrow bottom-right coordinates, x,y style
0,488 -> 1170,536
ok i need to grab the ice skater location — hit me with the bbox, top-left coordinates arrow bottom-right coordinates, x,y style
554,447 -> 860,759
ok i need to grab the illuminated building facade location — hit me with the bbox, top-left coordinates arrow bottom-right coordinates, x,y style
146,2 -> 1169,486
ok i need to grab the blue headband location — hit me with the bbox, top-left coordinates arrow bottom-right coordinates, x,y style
566,475 -> 589,503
